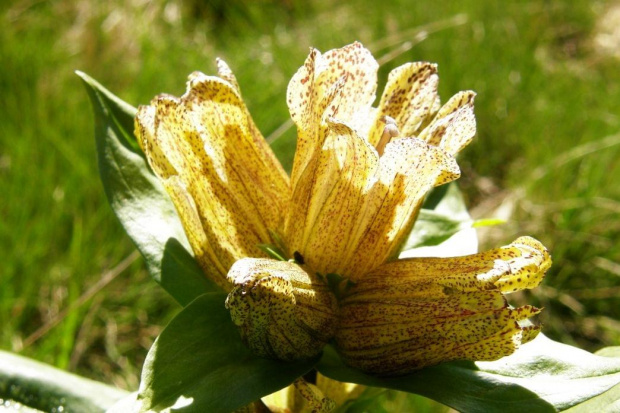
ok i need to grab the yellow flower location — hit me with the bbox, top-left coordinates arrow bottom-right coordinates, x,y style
336,236 -> 551,375
134,42 -> 551,375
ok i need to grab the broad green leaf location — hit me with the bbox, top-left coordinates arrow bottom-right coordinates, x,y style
317,334 -> 620,412
563,383 -> 620,413
595,347 -> 620,358
401,182 -> 479,257
337,388 -> 448,413
107,392 -> 140,413
407,208 -> 472,248
135,293 -> 319,412
562,347 -> 620,412
77,72 -> 220,305
0,350 -> 128,412
333,387 -> 386,413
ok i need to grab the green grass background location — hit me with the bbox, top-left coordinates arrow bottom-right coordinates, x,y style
1,0 -> 619,406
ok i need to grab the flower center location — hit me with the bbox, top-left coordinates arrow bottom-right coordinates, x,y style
257,241 -> 354,300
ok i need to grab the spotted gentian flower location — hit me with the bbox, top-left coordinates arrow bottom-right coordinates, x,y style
135,42 -> 551,376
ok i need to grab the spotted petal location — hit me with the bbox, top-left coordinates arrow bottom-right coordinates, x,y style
335,237 -> 551,375
367,62 -> 439,147
135,72 -> 289,289
340,138 -> 461,280
418,90 -> 477,156
287,42 -> 378,189
284,119 -> 379,276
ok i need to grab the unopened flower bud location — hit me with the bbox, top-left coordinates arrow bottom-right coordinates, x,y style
225,258 -> 339,361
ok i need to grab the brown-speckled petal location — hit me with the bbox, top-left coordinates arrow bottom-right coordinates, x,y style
135,72 -> 289,289
367,62 -> 439,147
335,237 -> 551,375
287,42 -> 378,189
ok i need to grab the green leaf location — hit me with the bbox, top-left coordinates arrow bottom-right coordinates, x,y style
317,334 -> 620,412
595,346 -> 620,358
135,293 -> 319,412
0,350 -> 128,412
106,392 -> 140,413
401,182 -> 479,257
562,383 -> 620,413
561,347 -> 620,412
76,72 -> 220,306
337,388 -> 447,413
407,208 -> 472,248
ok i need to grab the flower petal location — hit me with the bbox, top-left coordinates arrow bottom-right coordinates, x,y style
337,309 -> 542,376
367,62 -> 439,147
344,236 -> 551,298
135,73 -> 289,288
492,236 -> 553,292
340,138 -> 461,280
284,119 -> 379,276
418,90 -> 477,156
162,176 -> 229,288
287,42 -> 378,188
292,379 -> 336,413
215,58 -> 241,93
335,237 -> 551,375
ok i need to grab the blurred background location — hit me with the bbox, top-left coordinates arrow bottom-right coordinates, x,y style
1,0 -> 619,409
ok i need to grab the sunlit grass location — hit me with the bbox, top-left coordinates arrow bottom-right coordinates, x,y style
1,0 -> 619,406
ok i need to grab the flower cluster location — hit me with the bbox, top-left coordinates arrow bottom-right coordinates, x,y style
135,42 -> 551,376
